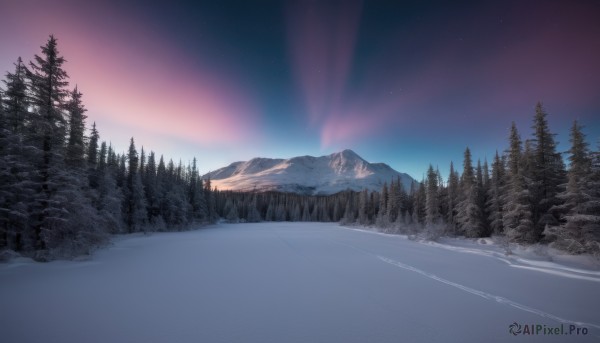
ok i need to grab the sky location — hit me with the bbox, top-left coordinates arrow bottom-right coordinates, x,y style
1,0 -> 599,180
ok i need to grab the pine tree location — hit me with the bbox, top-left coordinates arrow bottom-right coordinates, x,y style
425,165 -> 440,226
503,122 -> 535,243
98,141 -> 107,171
87,122 -> 99,168
275,202 -> 286,221
544,121 -> 600,255
188,157 -> 207,222
529,102 -> 566,238
116,154 -> 126,189
204,176 -> 217,222
144,151 -> 160,223
26,35 -> 72,251
486,151 -> 505,235
0,60 -> 37,251
376,183 -> 390,227
246,195 -> 261,222
87,122 -> 99,188
476,159 -> 489,235
96,160 -> 124,234
414,181 -> 426,226
385,179 -> 399,223
226,202 -> 239,223
446,162 -> 459,233
27,35 -> 69,148
437,166 -> 448,226
3,57 -> 29,134
65,86 -> 87,169
289,202 -> 301,221
88,140 -> 123,234
139,147 -> 146,180
456,148 -> 484,237
300,200 -> 309,222
124,138 -> 147,232
358,189 -> 369,225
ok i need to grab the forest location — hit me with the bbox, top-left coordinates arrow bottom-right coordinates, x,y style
1,36 -> 598,260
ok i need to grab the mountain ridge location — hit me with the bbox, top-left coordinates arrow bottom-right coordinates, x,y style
203,149 -> 415,195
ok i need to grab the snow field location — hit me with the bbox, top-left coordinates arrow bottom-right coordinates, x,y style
1,222 -> 599,343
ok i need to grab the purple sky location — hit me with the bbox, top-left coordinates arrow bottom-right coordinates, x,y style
1,0 -> 599,179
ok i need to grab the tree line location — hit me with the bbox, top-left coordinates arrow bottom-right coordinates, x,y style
0,36 -> 217,260
213,108 -> 600,255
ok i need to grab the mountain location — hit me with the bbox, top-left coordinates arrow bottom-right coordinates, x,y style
204,149 -> 415,195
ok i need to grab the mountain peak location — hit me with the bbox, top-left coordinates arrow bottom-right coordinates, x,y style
204,151 -> 414,195
335,149 -> 361,159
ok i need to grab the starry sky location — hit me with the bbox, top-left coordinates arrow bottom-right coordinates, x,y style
1,0 -> 599,180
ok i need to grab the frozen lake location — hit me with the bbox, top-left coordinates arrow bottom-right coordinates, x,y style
1,222 -> 599,342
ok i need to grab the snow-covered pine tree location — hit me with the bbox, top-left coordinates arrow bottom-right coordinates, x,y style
26,35 -> 74,252
188,157 -> 207,222
358,189 -> 369,225
3,57 -> 29,134
290,202 -> 301,221
124,138 -> 147,232
98,141 -> 107,171
395,179 -> 409,227
332,198 -> 341,222
301,199 -> 311,221
265,199 -> 275,221
64,86 -> 87,169
204,176 -> 217,222
385,179 -> 398,223
476,159 -> 489,235
456,148 -> 484,237
486,151 -> 505,235
0,87 -> 4,136
143,151 -> 161,225
529,102 -> 567,239
376,183 -> 390,227
543,121 -> 600,255
139,147 -> 146,180
0,60 -> 37,251
226,202 -> 239,223
87,122 -> 99,188
116,154 -> 126,189
503,122 -> 535,243
95,141 -> 124,234
246,195 -> 261,222
163,159 -> 190,228
310,201 -> 319,221
425,165 -> 441,226
415,181 -> 426,226
446,162 -> 459,234
423,165 -> 444,239
107,143 -> 117,169
437,166 -> 448,227
87,122 -> 99,168
275,202 -> 287,221
321,198 -> 331,222
341,199 -> 353,224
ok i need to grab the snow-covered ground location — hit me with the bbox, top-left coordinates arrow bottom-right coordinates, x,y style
1,222 -> 599,343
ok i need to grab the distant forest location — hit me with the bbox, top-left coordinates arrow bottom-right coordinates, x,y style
1,36 -> 598,260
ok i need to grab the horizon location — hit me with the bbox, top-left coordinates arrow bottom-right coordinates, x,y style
1,0 -> 599,180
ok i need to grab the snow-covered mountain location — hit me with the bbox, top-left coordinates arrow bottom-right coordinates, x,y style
204,149 -> 415,195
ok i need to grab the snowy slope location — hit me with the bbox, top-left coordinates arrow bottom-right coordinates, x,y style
204,149 -> 414,194
1,222 -> 598,343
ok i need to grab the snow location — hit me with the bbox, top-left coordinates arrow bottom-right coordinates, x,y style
1,222 -> 599,343
205,149 -> 414,195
